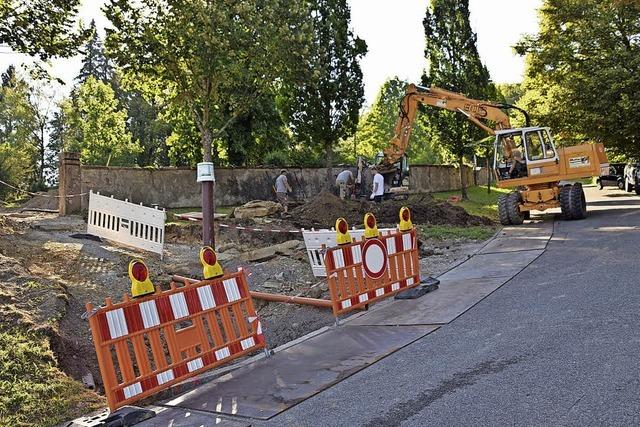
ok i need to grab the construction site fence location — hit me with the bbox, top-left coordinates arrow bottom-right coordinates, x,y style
87,268 -> 265,411
324,228 -> 421,317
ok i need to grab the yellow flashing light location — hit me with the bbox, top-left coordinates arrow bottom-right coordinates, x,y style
200,246 -> 224,279
399,207 -> 413,232
129,259 -> 155,298
364,213 -> 379,239
335,217 -> 352,245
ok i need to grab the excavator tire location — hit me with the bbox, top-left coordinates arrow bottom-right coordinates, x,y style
559,184 -> 573,220
498,194 -> 511,225
569,183 -> 587,219
506,192 -> 525,225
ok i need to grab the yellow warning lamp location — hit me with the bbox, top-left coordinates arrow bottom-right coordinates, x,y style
129,260 -> 155,298
335,218 -> 352,245
399,207 -> 413,232
200,246 -> 223,279
363,213 -> 379,239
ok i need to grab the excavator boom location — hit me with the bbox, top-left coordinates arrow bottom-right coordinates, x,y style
383,84 -> 513,165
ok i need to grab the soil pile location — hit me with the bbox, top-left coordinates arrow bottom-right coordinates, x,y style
290,191 -> 492,229
20,189 -> 59,211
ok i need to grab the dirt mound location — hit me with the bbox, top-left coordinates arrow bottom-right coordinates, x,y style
290,191 -> 492,229
20,189 -> 59,211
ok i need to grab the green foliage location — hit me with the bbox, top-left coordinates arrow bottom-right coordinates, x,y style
343,77 -> 445,165
0,0 -> 89,61
75,20 -> 114,85
283,0 -> 367,170
104,0 -> 311,164
516,0 -> 640,157
422,0 -> 497,198
419,224 -> 496,241
263,150 -> 289,167
496,83 -> 524,106
0,327 -> 104,427
0,68 -> 38,194
63,77 -> 139,166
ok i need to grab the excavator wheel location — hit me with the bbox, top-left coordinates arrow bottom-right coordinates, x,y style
498,194 -> 511,225
506,192 -> 525,225
569,183 -> 587,219
559,184 -> 573,220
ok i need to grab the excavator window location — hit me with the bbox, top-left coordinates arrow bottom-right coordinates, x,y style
524,129 -> 557,161
495,133 -> 526,180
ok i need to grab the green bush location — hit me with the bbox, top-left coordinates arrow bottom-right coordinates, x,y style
263,149 -> 289,167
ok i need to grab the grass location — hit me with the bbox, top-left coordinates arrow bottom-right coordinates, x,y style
432,185 -> 511,221
0,327 -> 104,427
419,224 -> 497,241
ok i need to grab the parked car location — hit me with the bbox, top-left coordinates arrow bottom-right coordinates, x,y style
596,163 -> 625,190
623,161 -> 640,194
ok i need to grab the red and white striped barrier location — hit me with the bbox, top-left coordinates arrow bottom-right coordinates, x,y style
87,269 -> 265,411
325,228 -> 420,317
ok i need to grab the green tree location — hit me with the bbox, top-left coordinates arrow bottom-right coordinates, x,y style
422,0 -> 497,199
63,77 -> 139,166
516,0 -> 640,157
76,20 -> 114,85
0,69 -> 34,197
104,0 -> 310,245
0,0 -> 88,60
284,0 -> 367,181
345,77 -> 445,165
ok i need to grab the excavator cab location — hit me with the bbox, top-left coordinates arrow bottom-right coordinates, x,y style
493,127 -> 559,183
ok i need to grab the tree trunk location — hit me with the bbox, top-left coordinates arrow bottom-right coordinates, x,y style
325,141 -> 334,190
459,154 -> 468,200
202,127 -> 215,248
486,155 -> 491,194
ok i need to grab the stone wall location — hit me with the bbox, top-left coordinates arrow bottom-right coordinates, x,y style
79,164 -> 489,209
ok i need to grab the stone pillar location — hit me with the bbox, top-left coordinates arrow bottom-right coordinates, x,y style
59,152 -> 82,215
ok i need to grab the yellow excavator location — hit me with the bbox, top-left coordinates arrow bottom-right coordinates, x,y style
373,84 -> 608,225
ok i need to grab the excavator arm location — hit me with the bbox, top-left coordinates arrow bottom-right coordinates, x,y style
382,84 -> 524,165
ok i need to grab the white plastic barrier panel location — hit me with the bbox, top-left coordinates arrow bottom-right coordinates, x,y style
303,227 -> 395,277
87,191 -> 166,258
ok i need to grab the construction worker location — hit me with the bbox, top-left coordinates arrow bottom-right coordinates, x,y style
275,169 -> 292,213
509,149 -> 527,179
335,169 -> 354,199
370,167 -> 384,202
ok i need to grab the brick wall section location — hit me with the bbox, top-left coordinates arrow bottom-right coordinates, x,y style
79,164 -> 489,209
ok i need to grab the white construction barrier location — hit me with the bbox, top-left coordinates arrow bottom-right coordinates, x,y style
87,191 -> 166,258
302,227 -> 395,277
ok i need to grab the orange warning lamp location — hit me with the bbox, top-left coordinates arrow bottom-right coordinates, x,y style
399,207 -> 413,232
335,218 -> 352,245
363,213 -> 379,239
129,260 -> 155,298
200,246 -> 223,279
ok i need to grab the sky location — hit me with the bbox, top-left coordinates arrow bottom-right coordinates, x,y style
0,0 -> 542,105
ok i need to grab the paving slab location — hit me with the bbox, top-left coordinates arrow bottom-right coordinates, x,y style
348,276 -> 513,326
138,406 -> 249,427
164,325 -> 437,419
437,249 -> 544,281
479,223 -> 553,254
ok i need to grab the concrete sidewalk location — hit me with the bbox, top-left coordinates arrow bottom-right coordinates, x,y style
138,220 -> 554,425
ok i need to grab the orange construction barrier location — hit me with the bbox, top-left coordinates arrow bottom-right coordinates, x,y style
325,212 -> 421,317
86,268 -> 265,411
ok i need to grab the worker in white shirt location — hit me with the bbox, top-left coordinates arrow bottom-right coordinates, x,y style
370,167 -> 384,202
335,169 -> 354,199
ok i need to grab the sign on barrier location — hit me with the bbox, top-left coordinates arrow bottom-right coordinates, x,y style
87,191 -> 166,257
86,269 -> 265,411
303,227 -> 395,277
324,228 -> 420,317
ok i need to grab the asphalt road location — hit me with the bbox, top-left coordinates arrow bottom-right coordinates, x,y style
259,186 -> 640,427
